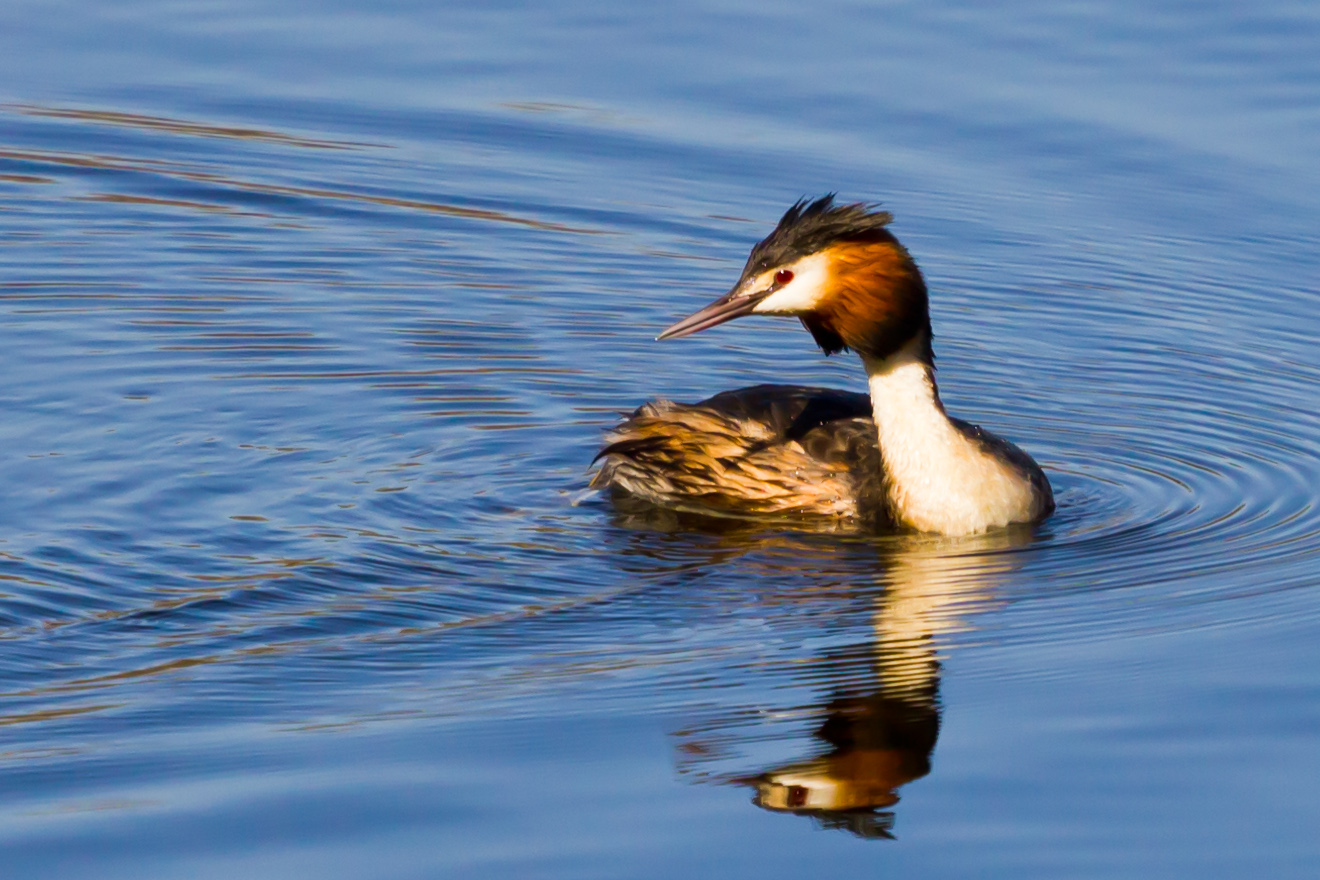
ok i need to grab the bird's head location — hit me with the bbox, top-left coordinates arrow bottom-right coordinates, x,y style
659,195 -> 930,361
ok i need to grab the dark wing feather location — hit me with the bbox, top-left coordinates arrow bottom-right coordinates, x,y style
592,384 -> 890,523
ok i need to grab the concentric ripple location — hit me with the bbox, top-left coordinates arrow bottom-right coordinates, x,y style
0,91 -> 1318,750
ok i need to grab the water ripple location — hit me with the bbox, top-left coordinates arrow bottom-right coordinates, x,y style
0,86 -> 1318,749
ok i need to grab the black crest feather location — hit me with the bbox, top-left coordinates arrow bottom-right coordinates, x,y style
740,194 -> 896,277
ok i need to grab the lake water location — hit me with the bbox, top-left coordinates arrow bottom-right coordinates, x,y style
2,1 -> 1319,876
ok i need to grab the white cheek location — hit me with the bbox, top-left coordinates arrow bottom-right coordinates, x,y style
750,253 -> 831,315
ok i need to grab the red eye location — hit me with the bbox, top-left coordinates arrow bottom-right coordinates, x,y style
774,269 -> 794,285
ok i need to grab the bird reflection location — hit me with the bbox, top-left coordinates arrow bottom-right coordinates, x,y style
743,696 -> 935,838
605,505 -> 1034,839
769,534 -> 1030,836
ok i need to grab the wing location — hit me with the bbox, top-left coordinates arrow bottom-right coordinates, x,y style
592,384 -> 888,521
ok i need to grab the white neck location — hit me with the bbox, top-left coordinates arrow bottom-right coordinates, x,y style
862,338 -> 1042,535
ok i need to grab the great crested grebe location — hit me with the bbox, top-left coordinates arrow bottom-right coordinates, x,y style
591,195 -> 1053,536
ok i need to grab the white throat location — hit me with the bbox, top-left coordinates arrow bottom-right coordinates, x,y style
862,337 -> 1041,535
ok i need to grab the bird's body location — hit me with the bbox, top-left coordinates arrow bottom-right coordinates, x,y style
592,196 -> 1054,536
595,384 -> 882,521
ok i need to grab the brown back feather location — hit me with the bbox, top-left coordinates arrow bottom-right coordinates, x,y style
593,385 -> 891,523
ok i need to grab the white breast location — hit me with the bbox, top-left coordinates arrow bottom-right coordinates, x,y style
863,341 -> 1043,535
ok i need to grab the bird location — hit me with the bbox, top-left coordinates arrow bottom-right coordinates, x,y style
591,195 -> 1054,536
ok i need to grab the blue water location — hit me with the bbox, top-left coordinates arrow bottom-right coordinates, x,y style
2,1 -> 1319,876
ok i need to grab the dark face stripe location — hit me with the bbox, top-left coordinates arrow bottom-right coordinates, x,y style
739,195 -> 897,288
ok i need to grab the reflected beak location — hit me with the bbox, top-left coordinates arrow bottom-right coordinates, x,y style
656,283 -> 772,340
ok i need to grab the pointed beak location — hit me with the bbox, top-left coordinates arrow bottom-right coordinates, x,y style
656,283 -> 772,340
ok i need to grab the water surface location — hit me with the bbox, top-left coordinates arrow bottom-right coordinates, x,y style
2,1 -> 1320,877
